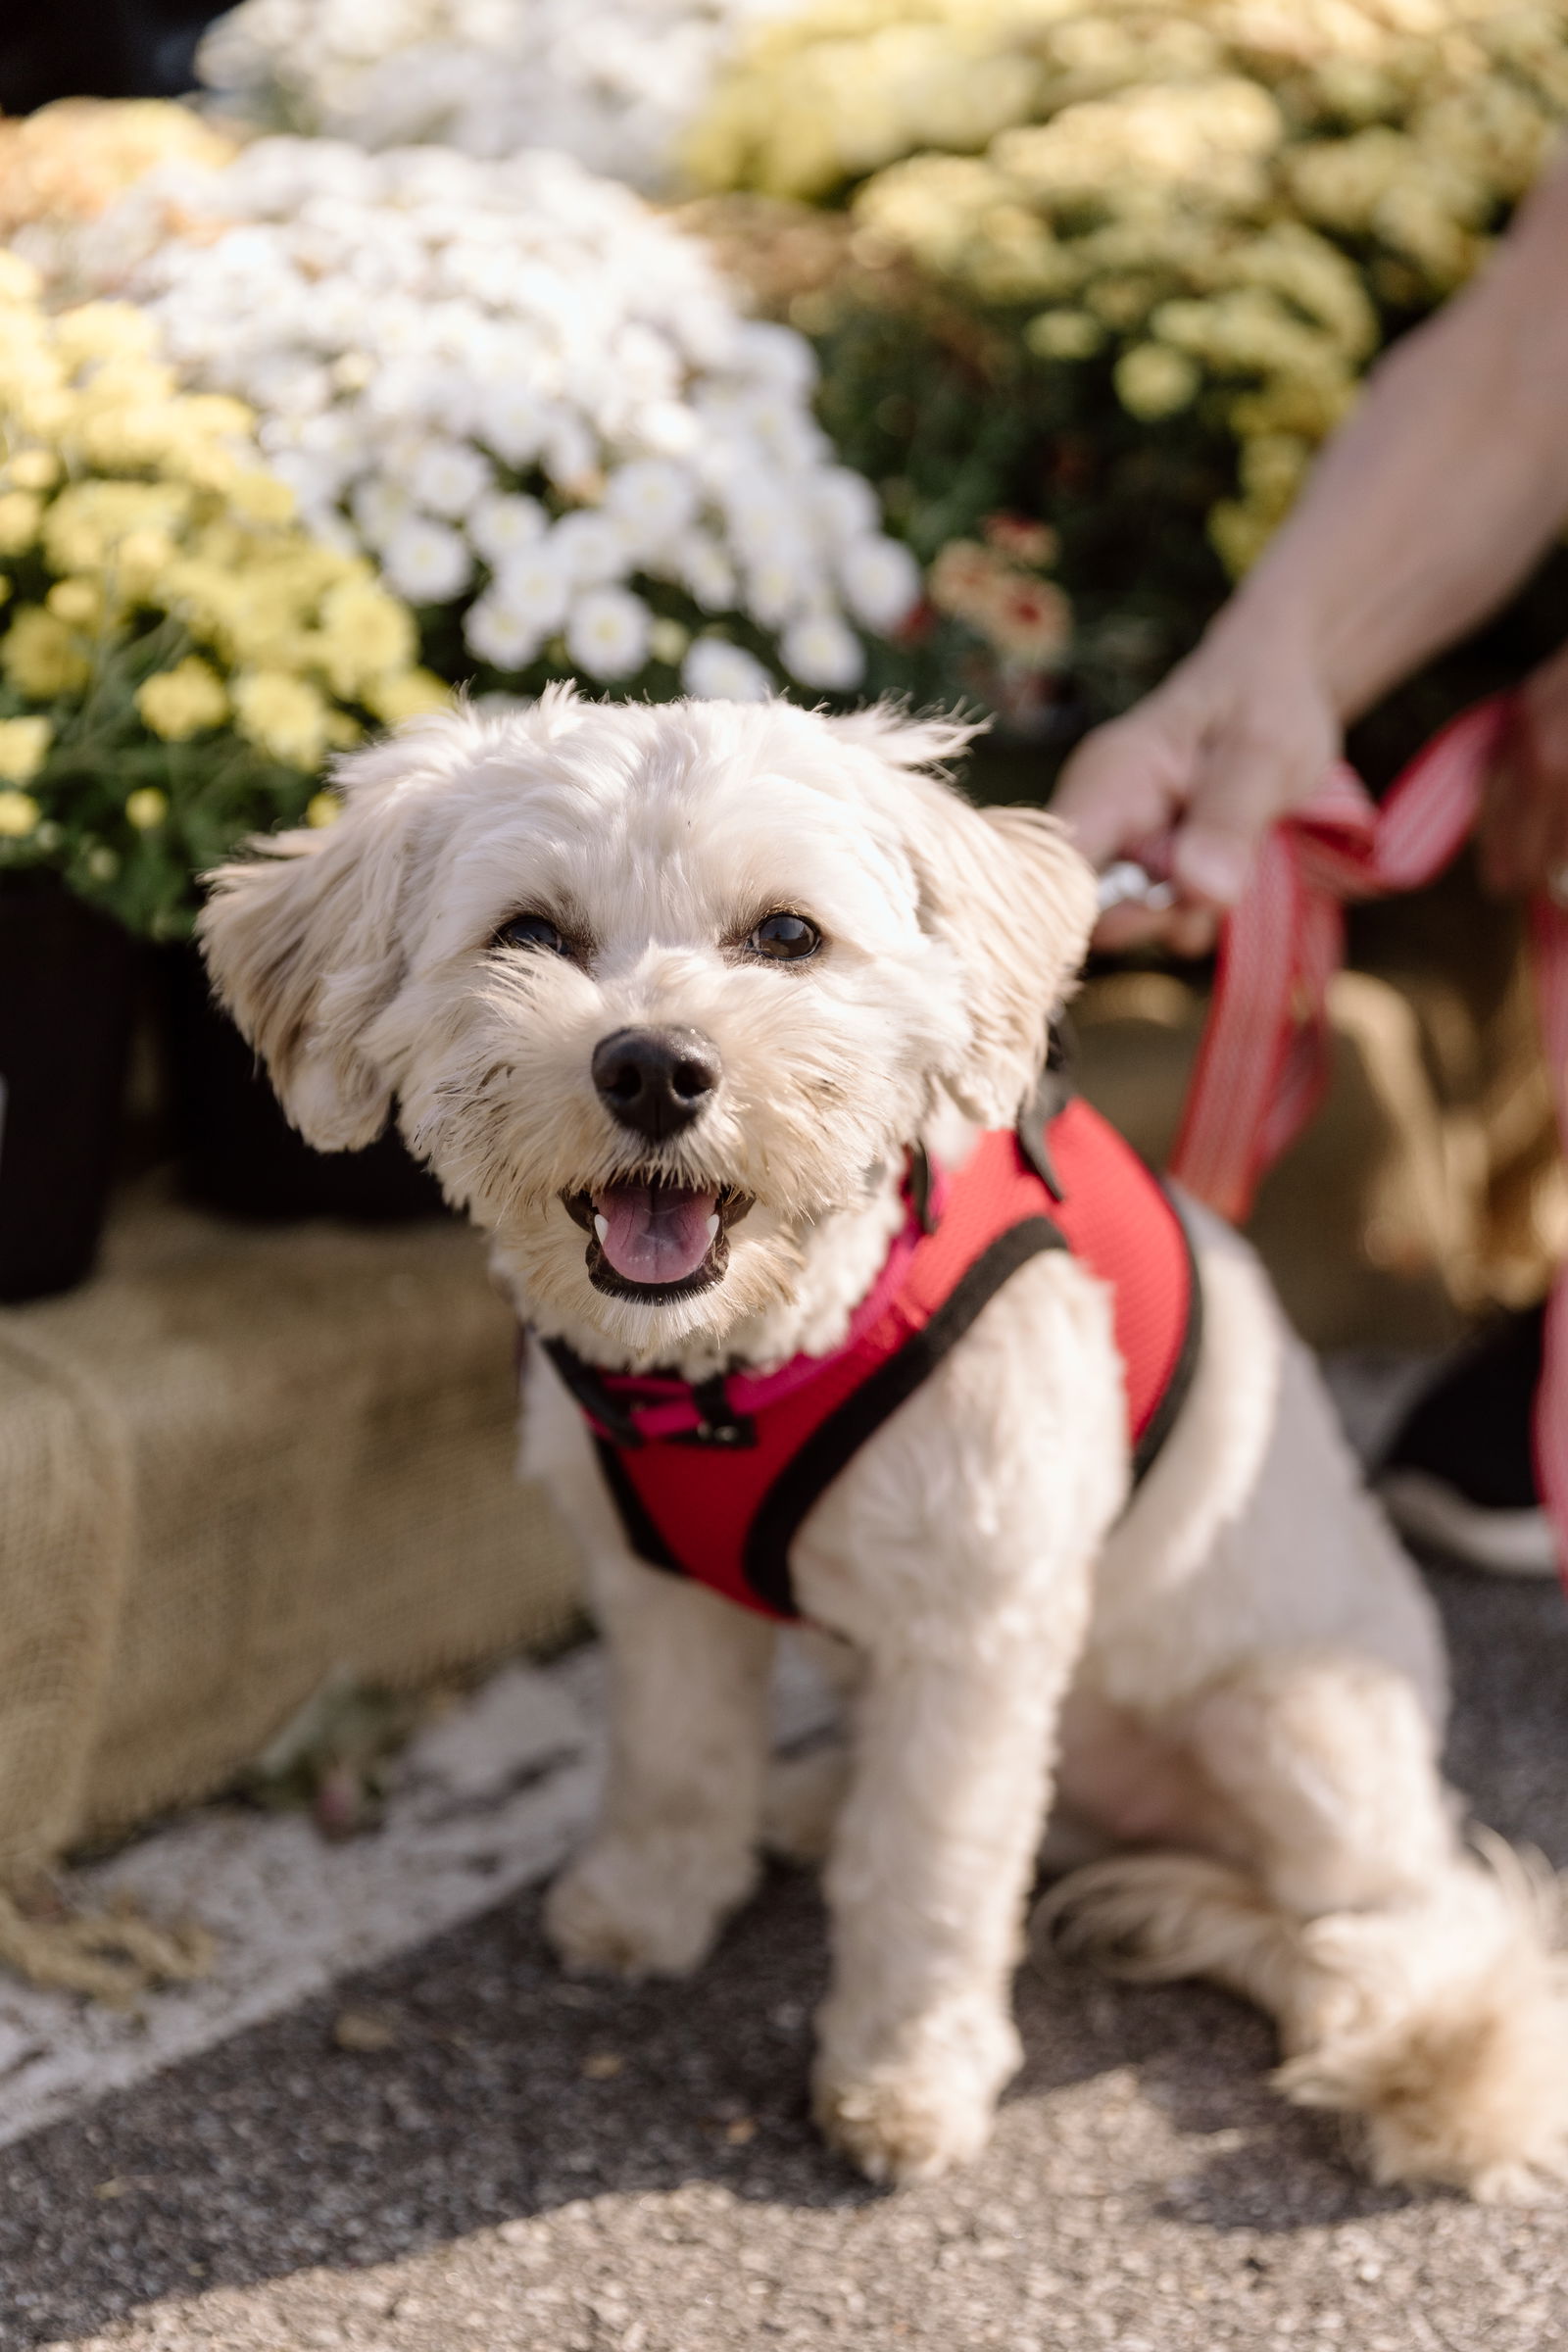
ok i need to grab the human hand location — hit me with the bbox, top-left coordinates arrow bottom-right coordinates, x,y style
1053,610 -> 1343,953
1478,637 -> 1568,902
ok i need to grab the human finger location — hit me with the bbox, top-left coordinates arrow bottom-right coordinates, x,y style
1054,698 -> 1199,871
1169,730 -> 1302,907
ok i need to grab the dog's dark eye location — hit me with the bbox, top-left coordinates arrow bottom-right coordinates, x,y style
746,912 -> 820,963
494,911 -> 571,957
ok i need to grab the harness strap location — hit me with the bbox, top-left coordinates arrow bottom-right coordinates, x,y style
1170,693 -> 1568,1585
741,1216 -> 1065,1615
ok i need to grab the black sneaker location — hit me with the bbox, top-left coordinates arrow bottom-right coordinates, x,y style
1377,1302 -> 1556,1575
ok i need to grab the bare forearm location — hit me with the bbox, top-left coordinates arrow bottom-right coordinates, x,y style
1220,157 -> 1568,721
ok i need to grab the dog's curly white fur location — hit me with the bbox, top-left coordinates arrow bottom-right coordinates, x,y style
201,689 -> 1568,2197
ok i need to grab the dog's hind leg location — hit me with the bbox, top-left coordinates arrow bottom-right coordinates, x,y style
1044,1648 -> 1568,2201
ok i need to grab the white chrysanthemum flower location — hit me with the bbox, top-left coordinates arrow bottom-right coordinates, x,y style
567,585 -> 652,679
744,552 -> 814,630
550,509 -> 631,585
812,466 -> 882,545
465,587 -> 545,670
351,475 -> 416,549
674,529 -> 737,611
492,544 -> 571,631
381,514 -> 473,602
482,381 -> 549,466
732,318 -> 819,393
604,458 -> 699,550
197,0 -> 797,194
839,537 -> 922,631
48,137 -> 904,702
469,490 -> 548,566
782,612 -> 865,691
409,437 -> 494,518
682,636 -> 773,701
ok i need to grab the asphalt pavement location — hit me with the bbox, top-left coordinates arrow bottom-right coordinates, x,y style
3,1552 -> 1566,2352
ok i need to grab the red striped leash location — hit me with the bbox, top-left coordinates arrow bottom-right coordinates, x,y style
1165,693 -> 1568,1581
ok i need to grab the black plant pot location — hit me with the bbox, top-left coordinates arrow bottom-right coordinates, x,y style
0,873 -> 138,1303
160,944 -> 448,1223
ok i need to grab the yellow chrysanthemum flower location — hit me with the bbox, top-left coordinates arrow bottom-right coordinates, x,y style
52,301 -> 158,366
135,656 -> 230,741
1,606 -> 90,698
0,715 -> 52,784
232,670 -> 332,769
305,790 -> 341,828
228,470 -> 297,526
363,669 -> 453,726
7,448 -> 60,492
0,787 -> 41,836
317,576 -> 416,696
1114,343 -> 1200,420
0,491 -> 42,556
46,576 -> 103,629
124,786 -> 169,830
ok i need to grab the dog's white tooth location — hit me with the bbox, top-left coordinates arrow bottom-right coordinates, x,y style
593,1213 -> 609,1244
706,1213 -> 719,1244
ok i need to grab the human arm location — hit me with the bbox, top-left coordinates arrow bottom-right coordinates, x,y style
1054,157 -> 1568,945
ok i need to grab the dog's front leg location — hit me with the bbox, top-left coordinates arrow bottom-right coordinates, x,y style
808,1572 -> 1093,2184
546,1549 -> 776,1978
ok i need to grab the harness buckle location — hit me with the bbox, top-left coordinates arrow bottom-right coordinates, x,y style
679,1375 -> 758,1450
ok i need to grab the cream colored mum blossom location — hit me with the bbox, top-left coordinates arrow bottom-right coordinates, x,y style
227,469 -> 296,525
1025,307 -> 1103,361
51,301 -> 159,366
305,791 -> 341,827
1114,343 -> 1200,420
232,670 -> 332,768
135,656 -> 229,741
0,788 -> 41,835
46,577 -> 103,629
0,715 -> 53,784
124,786 -> 169,830
0,250 -> 40,302
317,575 -> 417,695
41,478 -> 192,576
363,668 -> 452,725
0,492 -> 42,556
1,607 -> 90,697
6,448 -> 60,492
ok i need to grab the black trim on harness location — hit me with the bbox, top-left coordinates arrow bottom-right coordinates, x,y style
542,1336 -> 647,1447
594,1437 -> 684,1572
1130,1189 -> 1203,1483
740,1214 -> 1068,1617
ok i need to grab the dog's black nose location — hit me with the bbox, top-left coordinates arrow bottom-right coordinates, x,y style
591,1027 -> 720,1141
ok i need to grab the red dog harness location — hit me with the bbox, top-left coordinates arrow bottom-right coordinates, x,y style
542,1087 -> 1201,1621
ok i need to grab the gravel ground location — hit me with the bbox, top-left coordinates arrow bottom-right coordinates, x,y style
4,1553 -> 1566,2352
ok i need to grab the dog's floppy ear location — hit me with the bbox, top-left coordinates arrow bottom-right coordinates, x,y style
832,706 -> 1100,1126
198,723 -> 451,1151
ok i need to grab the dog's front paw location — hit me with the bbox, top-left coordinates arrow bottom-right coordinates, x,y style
812,2004 -> 1020,2184
813,2058 -> 1000,2184
545,1833 -> 757,1980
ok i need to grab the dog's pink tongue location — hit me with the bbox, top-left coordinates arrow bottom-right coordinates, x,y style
595,1184 -> 717,1285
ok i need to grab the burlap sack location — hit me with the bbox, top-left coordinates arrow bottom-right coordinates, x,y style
0,1187 -> 580,1882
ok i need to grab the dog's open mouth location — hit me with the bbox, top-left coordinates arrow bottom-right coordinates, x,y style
564,1181 -> 752,1300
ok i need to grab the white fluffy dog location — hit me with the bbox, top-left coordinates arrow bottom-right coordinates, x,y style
201,688 -> 1568,2198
